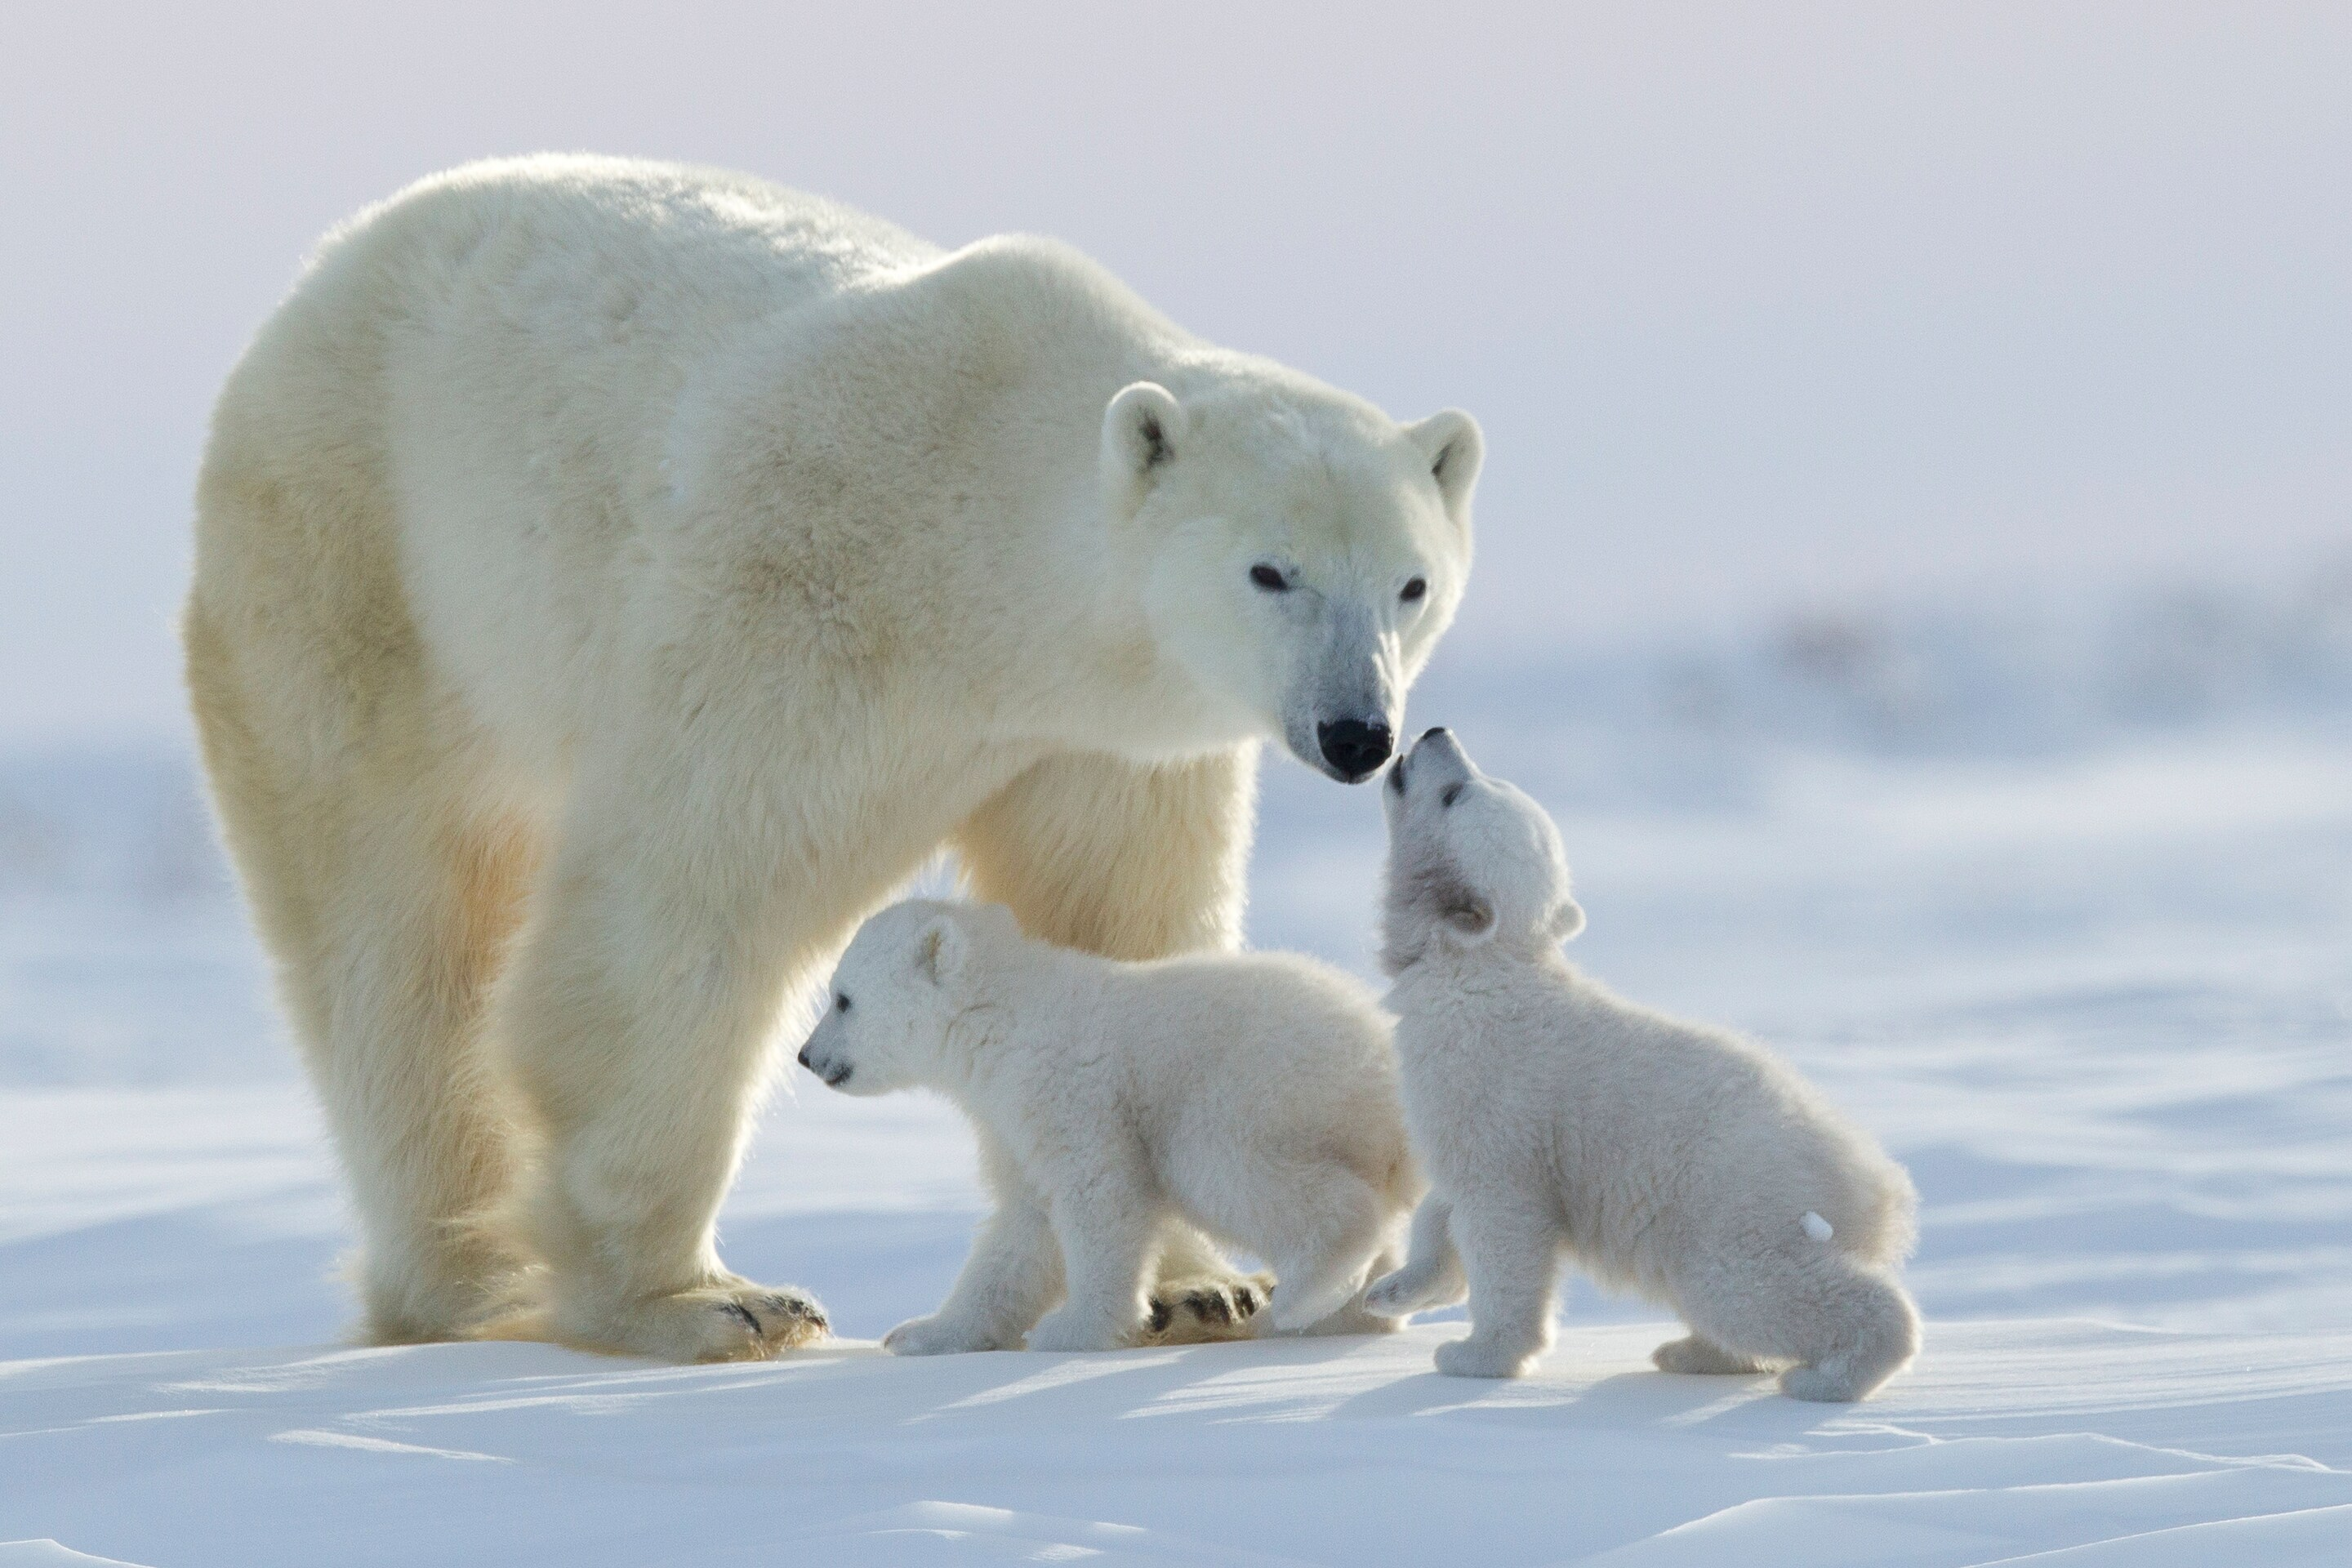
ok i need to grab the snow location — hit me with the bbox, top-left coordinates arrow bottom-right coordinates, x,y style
7,1321 -> 2352,1566
3,577 -> 2350,1564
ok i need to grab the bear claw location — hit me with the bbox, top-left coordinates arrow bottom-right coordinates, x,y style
1135,1272 -> 1274,1346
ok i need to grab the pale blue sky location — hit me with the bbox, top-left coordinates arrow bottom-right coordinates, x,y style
2,2 -> 2346,743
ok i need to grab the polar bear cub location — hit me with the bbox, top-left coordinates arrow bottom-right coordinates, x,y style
1363,729 -> 1922,1401
800,900 -> 1419,1352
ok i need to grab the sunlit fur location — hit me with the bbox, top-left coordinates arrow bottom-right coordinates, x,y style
185,155 -> 1478,1361
801,901 -> 1420,1352
1365,731 -> 1922,1401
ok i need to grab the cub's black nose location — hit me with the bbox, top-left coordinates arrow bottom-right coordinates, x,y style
1421,726 -> 1449,740
795,1047 -> 813,1070
1317,719 -> 1394,782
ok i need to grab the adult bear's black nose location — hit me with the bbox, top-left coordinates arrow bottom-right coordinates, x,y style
1317,719 -> 1393,782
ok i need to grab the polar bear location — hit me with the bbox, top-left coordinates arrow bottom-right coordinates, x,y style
1363,730 -> 1922,1401
185,156 -> 1480,1362
799,899 -> 1419,1352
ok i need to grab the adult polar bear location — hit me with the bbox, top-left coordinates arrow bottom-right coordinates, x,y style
185,156 -> 1481,1362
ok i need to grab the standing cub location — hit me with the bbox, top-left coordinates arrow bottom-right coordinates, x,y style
800,900 -> 1419,1352
1364,730 -> 1921,1401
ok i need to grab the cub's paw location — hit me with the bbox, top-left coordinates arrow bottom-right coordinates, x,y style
1653,1334 -> 1766,1376
1433,1335 -> 1542,1379
883,1314 -> 1016,1356
1364,1265 -> 1461,1319
1778,1365 -> 1865,1403
1025,1306 -> 1133,1353
1285,1298 -> 1409,1338
1361,1271 -> 1417,1318
1137,1272 -> 1274,1346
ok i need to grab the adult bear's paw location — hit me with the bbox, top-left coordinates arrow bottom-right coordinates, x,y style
1134,1270 -> 1275,1346
588,1281 -> 831,1362
476,1279 -> 830,1361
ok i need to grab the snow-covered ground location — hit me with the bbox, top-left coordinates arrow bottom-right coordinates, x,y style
4,573 -> 2350,1565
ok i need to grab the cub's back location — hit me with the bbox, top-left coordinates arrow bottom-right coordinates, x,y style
1536,971 -> 1917,1267
1112,951 -> 1401,1150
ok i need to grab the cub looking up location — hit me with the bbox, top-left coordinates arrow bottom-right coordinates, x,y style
801,900 -> 1419,1352
1365,729 -> 1921,1402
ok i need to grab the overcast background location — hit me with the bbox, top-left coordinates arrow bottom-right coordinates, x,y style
2,2 -> 2346,746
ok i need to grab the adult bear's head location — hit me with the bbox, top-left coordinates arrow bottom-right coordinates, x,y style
1100,374 -> 1480,783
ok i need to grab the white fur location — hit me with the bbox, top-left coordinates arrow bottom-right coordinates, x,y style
185,157 -> 1478,1361
801,900 -> 1420,1352
1364,730 -> 1922,1402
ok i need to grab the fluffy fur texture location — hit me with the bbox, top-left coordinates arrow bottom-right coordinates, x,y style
185,156 -> 1479,1361
1364,730 -> 1922,1401
800,900 -> 1420,1352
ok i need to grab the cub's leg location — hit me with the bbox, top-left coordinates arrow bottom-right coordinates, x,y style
187,605 -> 534,1346
1776,1266 -> 1920,1402
1365,1195 -> 1467,1317
1674,1246 -> 1922,1403
1432,1188 -> 1565,1379
1024,1158 -> 1164,1353
958,746 -> 1267,1343
1284,1236 -> 1409,1338
1255,1169 -> 1392,1334
886,1130 -> 1066,1356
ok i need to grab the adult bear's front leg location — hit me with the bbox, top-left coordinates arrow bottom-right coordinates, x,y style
957,746 -> 1267,1343
486,751 -> 936,1362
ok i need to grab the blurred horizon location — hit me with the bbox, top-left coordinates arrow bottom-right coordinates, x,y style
3,2 -> 2348,746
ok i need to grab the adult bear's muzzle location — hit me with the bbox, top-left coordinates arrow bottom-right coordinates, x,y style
1316,718 -> 1394,782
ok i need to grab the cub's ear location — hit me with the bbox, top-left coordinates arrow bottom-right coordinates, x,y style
914,915 -> 970,988
1549,897 -> 1587,943
1439,893 -> 1497,946
1101,382 -> 1187,507
1406,409 -> 1483,521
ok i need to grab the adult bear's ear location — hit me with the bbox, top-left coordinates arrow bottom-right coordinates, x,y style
915,915 -> 969,988
1101,382 -> 1187,511
1406,410 -> 1483,523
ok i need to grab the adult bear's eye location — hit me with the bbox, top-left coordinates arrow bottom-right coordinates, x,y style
1401,577 -> 1428,602
1441,783 -> 1463,808
835,994 -> 852,1013
1250,564 -> 1290,592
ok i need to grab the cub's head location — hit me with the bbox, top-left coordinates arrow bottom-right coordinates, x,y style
1379,728 -> 1584,973
797,900 -> 1019,1095
1101,374 -> 1480,782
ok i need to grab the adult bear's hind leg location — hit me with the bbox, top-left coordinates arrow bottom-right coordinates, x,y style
186,608 -> 535,1345
956,746 -> 1268,1343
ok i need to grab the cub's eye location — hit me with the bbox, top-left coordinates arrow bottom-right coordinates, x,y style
1250,564 -> 1290,592
1401,577 -> 1428,603
835,994 -> 852,1013
1440,783 -> 1464,808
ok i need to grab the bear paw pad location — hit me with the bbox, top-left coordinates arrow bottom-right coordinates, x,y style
1135,1272 -> 1274,1346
